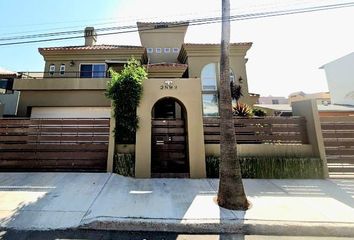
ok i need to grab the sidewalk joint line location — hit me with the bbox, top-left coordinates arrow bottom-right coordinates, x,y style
80,173 -> 113,223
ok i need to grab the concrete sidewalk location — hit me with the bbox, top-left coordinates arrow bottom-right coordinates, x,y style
0,173 -> 353,237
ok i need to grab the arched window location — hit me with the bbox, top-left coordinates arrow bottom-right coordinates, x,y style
201,63 -> 217,91
201,63 -> 218,116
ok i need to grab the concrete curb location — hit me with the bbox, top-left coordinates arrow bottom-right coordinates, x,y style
79,218 -> 354,237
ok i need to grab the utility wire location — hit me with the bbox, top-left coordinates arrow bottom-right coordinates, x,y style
0,0 -> 329,36
2,1 -> 353,42
0,1 -> 353,47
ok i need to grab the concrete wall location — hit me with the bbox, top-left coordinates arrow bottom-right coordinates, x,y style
17,90 -> 110,117
291,99 -> 329,177
14,78 -> 108,90
40,49 -> 145,75
137,22 -> 188,63
0,91 -> 19,115
135,78 -> 206,178
322,53 -> 354,106
0,103 -> 3,117
192,56 -> 249,104
30,107 -> 110,118
205,144 -> 314,157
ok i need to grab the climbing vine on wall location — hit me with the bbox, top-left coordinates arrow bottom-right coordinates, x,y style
105,58 -> 147,143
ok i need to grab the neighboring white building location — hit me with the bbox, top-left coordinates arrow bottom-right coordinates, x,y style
258,95 -> 288,105
321,52 -> 354,106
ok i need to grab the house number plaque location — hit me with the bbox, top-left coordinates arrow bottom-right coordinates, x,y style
160,80 -> 177,90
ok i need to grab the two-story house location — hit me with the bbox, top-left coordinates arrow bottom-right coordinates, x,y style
13,22 -> 252,178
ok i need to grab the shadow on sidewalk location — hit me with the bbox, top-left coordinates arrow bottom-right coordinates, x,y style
0,229 -> 246,240
244,179 -> 354,209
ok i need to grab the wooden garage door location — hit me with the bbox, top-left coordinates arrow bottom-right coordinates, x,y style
0,118 -> 109,171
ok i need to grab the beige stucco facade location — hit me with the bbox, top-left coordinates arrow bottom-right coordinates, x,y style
135,78 -> 206,178
12,22 -> 253,178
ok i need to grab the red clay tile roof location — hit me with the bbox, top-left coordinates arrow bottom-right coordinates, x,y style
0,67 -> 17,77
39,44 -> 144,51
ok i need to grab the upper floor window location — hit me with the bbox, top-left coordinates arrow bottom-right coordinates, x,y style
155,48 -> 162,54
60,64 -> 65,75
49,64 -> 55,76
230,69 -> 235,83
201,63 -> 218,91
172,48 -> 179,53
80,64 -> 106,78
164,48 -> 170,53
147,48 -> 153,53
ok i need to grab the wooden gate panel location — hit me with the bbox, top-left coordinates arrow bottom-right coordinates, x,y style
321,117 -> 354,178
151,119 -> 188,176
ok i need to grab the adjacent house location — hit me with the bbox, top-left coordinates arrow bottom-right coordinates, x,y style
0,67 -> 20,116
258,95 -> 288,105
12,22 -> 253,178
288,91 -> 331,105
321,52 -> 354,106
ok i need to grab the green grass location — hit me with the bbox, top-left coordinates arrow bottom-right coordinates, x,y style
206,155 -> 324,179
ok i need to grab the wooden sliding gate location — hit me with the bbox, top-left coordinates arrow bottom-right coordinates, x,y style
0,118 -> 109,171
321,117 -> 354,178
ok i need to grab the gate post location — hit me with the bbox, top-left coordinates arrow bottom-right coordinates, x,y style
291,99 -> 329,178
107,106 -> 116,172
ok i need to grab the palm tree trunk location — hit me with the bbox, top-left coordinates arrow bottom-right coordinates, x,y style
217,0 -> 249,210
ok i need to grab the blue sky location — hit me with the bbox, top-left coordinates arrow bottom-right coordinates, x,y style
1,0 -> 354,96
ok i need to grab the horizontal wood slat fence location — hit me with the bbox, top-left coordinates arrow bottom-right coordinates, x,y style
321,117 -> 354,178
0,118 -> 109,171
203,117 -> 309,144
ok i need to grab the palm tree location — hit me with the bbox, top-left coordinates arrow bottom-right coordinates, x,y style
217,0 -> 249,210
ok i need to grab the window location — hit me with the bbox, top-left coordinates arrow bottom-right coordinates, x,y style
172,48 -> 179,53
272,99 -> 279,104
201,63 -> 217,91
147,48 -> 153,53
202,94 -> 219,116
230,69 -> 235,83
59,64 -> 65,75
80,64 -> 106,78
155,48 -> 162,53
164,48 -> 170,53
201,63 -> 218,116
49,64 -> 55,76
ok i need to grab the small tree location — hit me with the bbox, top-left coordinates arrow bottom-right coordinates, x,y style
230,79 -> 243,103
105,58 -> 147,143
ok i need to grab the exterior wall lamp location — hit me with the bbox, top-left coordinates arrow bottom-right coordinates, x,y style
69,60 -> 75,67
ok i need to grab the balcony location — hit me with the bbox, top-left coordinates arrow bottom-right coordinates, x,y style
13,71 -> 110,91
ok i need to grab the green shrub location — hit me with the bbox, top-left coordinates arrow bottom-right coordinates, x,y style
206,155 -> 323,179
105,58 -> 147,144
252,108 -> 267,117
113,153 -> 135,177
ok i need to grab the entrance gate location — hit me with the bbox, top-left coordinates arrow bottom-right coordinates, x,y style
151,98 -> 189,177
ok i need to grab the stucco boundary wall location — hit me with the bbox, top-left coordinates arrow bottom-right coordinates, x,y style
108,99 -> 330,178
205,144 -> 313,157
114,144 -> 314,157
291,99 -> 329,178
